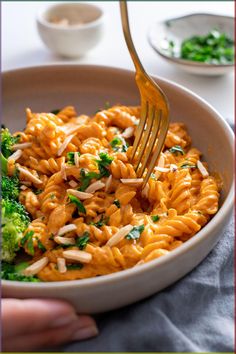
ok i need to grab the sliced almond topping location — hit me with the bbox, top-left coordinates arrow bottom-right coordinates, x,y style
68,180 -> 78,188
12,142 -> 32,151
105,175 -> 112,192
154,166 -> 170,173
74,152 -> 80,167
8,149 -> 22,162
60,157 -> 67,180
21,181 -> 32,187
170,164 -> 178,172
63,250 -> 92,263
57,135 -> 74,156
20,185 -> 28,191
85,181 -> 105,194
106,224 -> 133,247
57,258 -> 67,273
197,160 -> 209,178
121,126 -> 134,139
23,257 -> 49,276
57,224 -> 77,236
120,178 -> 143,186
54,236 -> 75,245
67,189 -> 93,200
17,165 -> 42,185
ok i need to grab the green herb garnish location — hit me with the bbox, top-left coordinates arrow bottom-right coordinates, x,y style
181,163 -> 196,169
37,238 -> 46,252
151,215 -> 160,222
68,195 -> 86,214
51,109 -> 61,115
110,136 -> 128,152
169,145 -> 184,155
35,189 -> 43,195
20,230 -> 34,247
180,29 -> 234,64
76,231 -> 90,250
67,152 -> 81,165
125,225 -> 145,240
90,214 -> 109,228
79,169 -> 100,191
95,152 -> 113,177
113,199 -> 120,208
67,264 -> 83,271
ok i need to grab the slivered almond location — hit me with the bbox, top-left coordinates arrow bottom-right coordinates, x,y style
8,149 -> 22,162
68,180 -> 78,188
57,135 -> 74,156
105,175 -> 112,192
57,258 -> 67,273
63,250 -> 92,263
120,178 -> 143,186
154,167 -> 170,173
85,181 -> 105,194
121,126 -> 134,139
21,181 -> 32,186
57,224 -> 77,236
170,164 -> 178,172
67,189 -> 93,200
17,165 -> 42,184
197,160 -> 209,178
60,157 -> 67,180
74,152 -> 80,167
12,142 -> 32,151
23,257 -> 48,276
54,236 -> 75,245
20,185 -> 28,191
106,224 -> 133,247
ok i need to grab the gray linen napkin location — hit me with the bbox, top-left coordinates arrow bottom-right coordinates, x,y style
62,216 -> 234,352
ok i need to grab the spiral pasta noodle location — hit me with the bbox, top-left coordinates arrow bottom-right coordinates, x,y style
4,105 -> 221,281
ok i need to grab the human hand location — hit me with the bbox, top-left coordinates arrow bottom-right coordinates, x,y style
2,298 -> 98,352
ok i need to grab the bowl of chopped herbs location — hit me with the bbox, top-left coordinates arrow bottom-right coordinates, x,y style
148,13 -> 234,76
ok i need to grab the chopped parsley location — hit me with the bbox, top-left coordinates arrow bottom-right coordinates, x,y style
51,109 -> 61,115
113,199 -> 120,208
90,214 -> 109,228
50,193 -> 55,200
95,152 -> 113,177
151,215 -> 160,222
125,225 -> 145,240
67,152 -> 80,165
36,238 -> 46,252
20,230 -> 34,247
35,189 -> 43,195
68,194 -> 86,214
79,169 -> 100,191
181,163 -> 196,169
169,145 -> 184,155
67,264 -> 83,270
110,137 -> 128,152
76,231 -> 90,250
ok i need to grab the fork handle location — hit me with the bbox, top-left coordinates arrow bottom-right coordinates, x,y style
120,1 -> 145,74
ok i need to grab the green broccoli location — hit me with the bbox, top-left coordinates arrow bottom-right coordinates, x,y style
1,261 -> 40,282
1,128 -> 20,158
2,175 -> 20,200
1,199 -> 30,262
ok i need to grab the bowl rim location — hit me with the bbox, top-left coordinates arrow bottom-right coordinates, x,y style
2,64 -> 235,289
148,12 -> 235,68
37,2 -> 104,31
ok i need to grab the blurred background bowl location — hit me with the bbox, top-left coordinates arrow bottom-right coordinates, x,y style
148,13 -> 234,76
37,2 -> 104,58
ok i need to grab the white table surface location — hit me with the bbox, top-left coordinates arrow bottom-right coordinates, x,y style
2,1 -> 235,124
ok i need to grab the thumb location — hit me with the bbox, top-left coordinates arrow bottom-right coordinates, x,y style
2,298 -> 95,337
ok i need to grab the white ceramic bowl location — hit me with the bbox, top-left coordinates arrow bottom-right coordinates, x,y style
37,3 -> 104,58
148,13 -> 234,76
2,65 -> 234,314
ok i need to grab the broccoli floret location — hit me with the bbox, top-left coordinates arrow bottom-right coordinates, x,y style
1,152 -> 8,175
2,175 -> 20,200
1,261 -> 40,282
1,199 -> 30,262
1,128 -> 20,158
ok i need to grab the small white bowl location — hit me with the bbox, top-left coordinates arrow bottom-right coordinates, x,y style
148,13 -> 234,76
37,3 -> 104,58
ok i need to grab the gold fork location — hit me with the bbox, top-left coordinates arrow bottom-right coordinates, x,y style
120,1 -> 169,186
